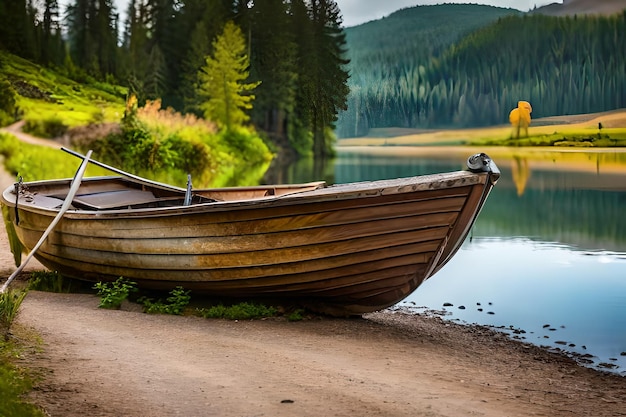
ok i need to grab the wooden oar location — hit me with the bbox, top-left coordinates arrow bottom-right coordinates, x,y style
61,147 -> 186,192
0,150 -> 93,293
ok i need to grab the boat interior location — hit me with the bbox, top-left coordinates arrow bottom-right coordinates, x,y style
14,177 -> 327,211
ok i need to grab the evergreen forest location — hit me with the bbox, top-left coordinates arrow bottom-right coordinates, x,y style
1,1 -> 625,147
337,4 -> 626,137
0,0 -> 350,157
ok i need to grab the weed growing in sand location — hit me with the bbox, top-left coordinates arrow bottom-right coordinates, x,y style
139,287 -> 191,315
28,271 -> 74,293
196,302 -> 278,320
0,289 -> 27,341
93,277 -> 137,309
286,308 -> 305,322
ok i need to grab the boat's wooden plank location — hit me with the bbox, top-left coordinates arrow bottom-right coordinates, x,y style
45,211 -> 457,254
32,246 -> 434,293
37,224 -> 448,270
307,270 -> 422,300
59,180 -> 476,223
13,191 -> 463,234
434,181 -> 489,272
195,182 -> 326,201
291,171 -> 484,200
45,178 -> 143,197
30,191 -> 471,239
272,264 -> 425,296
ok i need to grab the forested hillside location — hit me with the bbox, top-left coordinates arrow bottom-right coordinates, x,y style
0,0 -> 349,157
337,4 -> 626,137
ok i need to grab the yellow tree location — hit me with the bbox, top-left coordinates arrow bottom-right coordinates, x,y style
197,21 -> 260,132
509,101 -> 532,138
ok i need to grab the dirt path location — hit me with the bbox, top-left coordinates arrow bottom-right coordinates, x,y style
0,120 -> 64,149
12,291 -> 626,417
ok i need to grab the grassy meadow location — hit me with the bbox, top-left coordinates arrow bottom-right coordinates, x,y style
1,52 -> 126,136
338,109 -> 626,148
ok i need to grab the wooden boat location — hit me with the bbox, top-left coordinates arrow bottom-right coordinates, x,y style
1,150 -> 500,315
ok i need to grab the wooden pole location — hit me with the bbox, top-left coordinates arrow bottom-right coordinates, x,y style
0,150 -> 93,293
61,147 -> 186,192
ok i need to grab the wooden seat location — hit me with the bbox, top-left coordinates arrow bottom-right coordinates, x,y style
73,189 -> 169,210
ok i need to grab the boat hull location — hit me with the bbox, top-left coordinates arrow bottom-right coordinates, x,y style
2,162 -> 499,315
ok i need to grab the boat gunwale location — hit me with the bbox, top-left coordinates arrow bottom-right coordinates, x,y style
1,170 -> 488,218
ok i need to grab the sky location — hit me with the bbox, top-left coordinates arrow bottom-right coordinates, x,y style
59,1 -> 561,28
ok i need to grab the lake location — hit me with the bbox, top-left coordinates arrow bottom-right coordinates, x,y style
268,146 -> 626,375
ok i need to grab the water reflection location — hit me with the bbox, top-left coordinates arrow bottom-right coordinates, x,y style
511,156 -> 530,196
265,146 -> 626,374
399,237 -> 626,374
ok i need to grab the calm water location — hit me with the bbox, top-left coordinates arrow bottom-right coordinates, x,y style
268,146 -> 626,374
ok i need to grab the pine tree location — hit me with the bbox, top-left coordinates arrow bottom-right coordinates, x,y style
0,0 -> 37,59
303,0 -> 350,157
197,21 -> 260,132
176,0 -> 231,114
120,0 -> 150,103
40,0 -> 62,65
66,0 -> 96,74
248,0 -> 297,143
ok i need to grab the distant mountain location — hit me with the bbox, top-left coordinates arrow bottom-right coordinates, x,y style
345,4 -> 518,67
532,0 -> 626,16
338,4 -> 521,137
336,3 -> 626,137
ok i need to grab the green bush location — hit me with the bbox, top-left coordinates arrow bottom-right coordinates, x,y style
139,287 -> 191,315
286,309 -> 305,322
0,77 -> 17,127
218,127 -> 273,164
23,117 -> 68,138
93,278 -> 137,309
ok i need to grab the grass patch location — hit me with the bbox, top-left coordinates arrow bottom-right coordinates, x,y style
339,111 -> 626,148
0,289 -> 28,341
0,338 -> 45,417
28,271 -> 75,293
285,308 -> 306,322
0,132 -> 109,181
475,130 -> 626,147
196,302 -> 279,320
